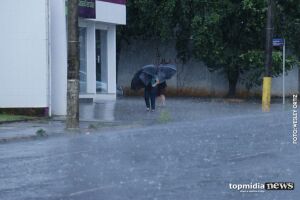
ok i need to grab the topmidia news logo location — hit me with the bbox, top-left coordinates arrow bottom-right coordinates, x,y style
265,182 -> 294,190
229,182 -> 294,193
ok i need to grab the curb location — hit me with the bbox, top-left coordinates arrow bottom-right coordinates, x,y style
0,121 -> 124,144
0,134 -> 42,144
0,118 -> 48,125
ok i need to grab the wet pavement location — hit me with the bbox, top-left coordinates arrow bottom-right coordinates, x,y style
0,98 -> 299,200
80,97 -> 289,124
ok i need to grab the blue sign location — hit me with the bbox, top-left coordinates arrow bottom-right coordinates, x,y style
272,38 -> 285,46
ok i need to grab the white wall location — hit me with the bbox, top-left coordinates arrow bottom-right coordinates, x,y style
86,23 -> 97,94
95,1 -> 126,25
107,25 -> 117,94
50,0 -> 68,115
0,0 -> 49,108
0,0 -> 123,113
271,67 -> 299,96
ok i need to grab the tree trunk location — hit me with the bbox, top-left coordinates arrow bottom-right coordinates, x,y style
66,0 -> 80,129
226,67 -> 239,98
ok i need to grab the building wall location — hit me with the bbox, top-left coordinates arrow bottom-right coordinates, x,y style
0,0 -> 49,108
79,21 -> 117,99
50,0 -> 68,115
50,0 -> 124,115
95,0 -> 126,25
0,0 -> 124,114
118,40 -> 299,97
107,25 -> 117,94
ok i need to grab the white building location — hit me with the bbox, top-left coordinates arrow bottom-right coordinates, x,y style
0,0 -> 126,116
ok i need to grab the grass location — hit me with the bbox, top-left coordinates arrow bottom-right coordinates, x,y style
158,110 -> 172,123
0,114 -> 35,123
88,124 -> 98,130
36,128 -> 48,137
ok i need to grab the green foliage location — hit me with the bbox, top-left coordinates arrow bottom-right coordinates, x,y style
158,110 -> 172,123
191,0 -> 299,95
119,0 -> 195,63
122,0 -> 300,95
239,50 -> 298,91
275,0 -> 300,58
88,123 -> 97,130
192,0 -> 267,70
122,0 -> 177,40
36,129 -> 47,137
0,114 -> 35,122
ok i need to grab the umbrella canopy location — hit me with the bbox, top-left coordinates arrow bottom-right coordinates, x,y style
142,64 -> 177,82
130,69 -> 152,90
131,64 -> 177,90
142,64 -> 176,83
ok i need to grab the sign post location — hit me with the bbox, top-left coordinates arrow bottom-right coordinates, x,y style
272,38 -> 285,105
283,40 -> 285,105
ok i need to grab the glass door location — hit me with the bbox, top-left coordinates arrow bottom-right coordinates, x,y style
96,30 -> 108,93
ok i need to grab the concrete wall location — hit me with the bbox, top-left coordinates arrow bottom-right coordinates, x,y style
0,0 -> 49,108
270,67 -> 299,96
118,40 -> 299,97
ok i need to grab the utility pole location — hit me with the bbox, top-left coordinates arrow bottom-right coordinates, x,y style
66,0 -> 80,129
262,0 -> 274,112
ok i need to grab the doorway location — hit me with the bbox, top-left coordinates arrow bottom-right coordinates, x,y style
96,29 -> 108,93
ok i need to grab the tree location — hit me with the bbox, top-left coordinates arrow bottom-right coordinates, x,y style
275,0 -> 300,57
116,0 -> 191,64
66,0 -> 80,129
275,0 -> 300,94
121,0 -> 299,96
192,0 -> 266,97
239,50 -> 297,92
117,0 -> 195,92
116,0 -> 174,83
191,0 -> 298,97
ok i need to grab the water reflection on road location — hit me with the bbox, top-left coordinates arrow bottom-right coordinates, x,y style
80,101 -> 116,122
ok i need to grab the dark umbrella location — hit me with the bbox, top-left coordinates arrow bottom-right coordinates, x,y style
142,64 -> 177,83
131,64 -> 177,90
130,69 -> 152,90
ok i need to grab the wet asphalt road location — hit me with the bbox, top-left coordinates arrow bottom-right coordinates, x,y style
0,98 -> 299,200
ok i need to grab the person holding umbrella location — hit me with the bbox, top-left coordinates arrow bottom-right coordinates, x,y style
131,63 -> 176,111
144,76 -> 159,112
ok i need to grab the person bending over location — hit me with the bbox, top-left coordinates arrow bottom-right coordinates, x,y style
144,77 -> 159,112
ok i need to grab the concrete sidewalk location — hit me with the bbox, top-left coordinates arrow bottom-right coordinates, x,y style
0,97 -> 291,143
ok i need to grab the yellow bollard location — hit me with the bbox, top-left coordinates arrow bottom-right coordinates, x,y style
262,77 -> 272,112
